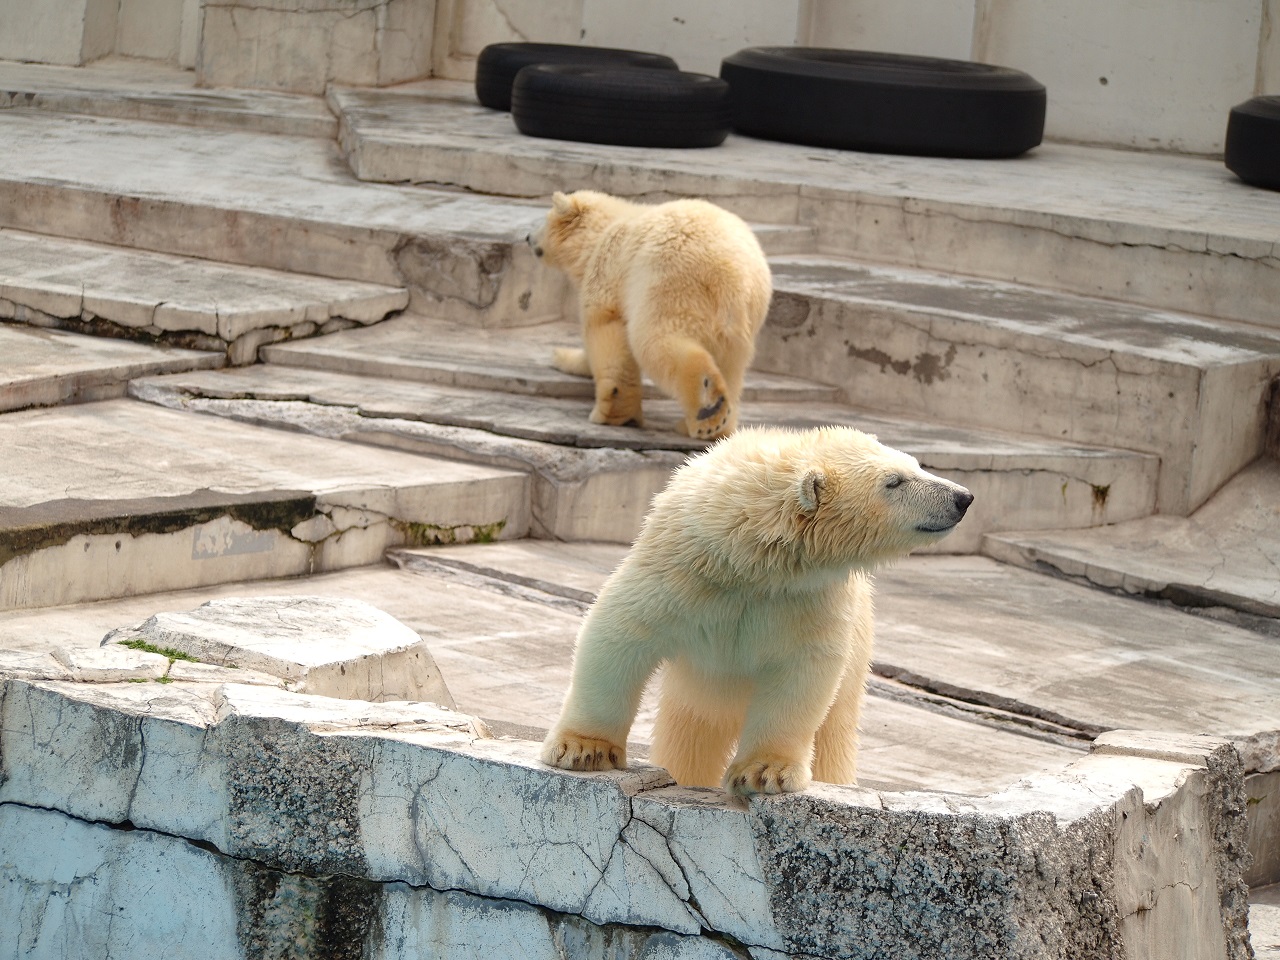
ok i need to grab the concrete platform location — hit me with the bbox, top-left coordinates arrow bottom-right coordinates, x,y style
765,255 -> 1280,515
0,227 -> 408,363
0,556 -> 1081,799
0,57 -> 337,138
129,362 -> 1160,551
986,458 -> 1280,621
0,323 -> 221,412
0,399 -> 530,610
329,82 -> 1280,328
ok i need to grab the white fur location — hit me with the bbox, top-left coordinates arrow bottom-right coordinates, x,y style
541,426 -> 973,795
530,190 -> 771,439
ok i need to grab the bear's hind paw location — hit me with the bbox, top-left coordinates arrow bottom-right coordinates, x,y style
541,733 -> 627,772
724,755 -> 810,796
688,376 -> 732,440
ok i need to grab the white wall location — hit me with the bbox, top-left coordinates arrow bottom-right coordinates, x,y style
0,0 -> 117,65
974,0 -> 1269,153
802,0 -> 976,61
579,0 -> 803,77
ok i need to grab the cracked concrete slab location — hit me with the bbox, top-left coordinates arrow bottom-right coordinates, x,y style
104,595 -> 456,707
329,82 -> 1280,327
0,322 -> 222,412
0,227 -> 408,362
0,399 -> 529,609
0,57 -> 338,137
0,678 -> 1254,958
765,255 -> 1280,515
985,457 -> 1280,620
129,361 -> 1158,550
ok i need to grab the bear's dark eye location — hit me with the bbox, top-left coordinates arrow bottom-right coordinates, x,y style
885,475 -> 903,489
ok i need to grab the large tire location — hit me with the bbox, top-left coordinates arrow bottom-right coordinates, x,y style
510,65 -> 731,149
719,47 -> 1046,158
475,42 -> 679,112
1225,96 -> 1280,191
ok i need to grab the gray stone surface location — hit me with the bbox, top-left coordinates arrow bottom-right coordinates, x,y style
0,679 -> 1254,959
1256,886 -> 1280,960
0,322 -> 221,412
105,595 -> 455,707
0,227 -> 408,361
0,109 -> 568,324
130,361 -> 1159,551
0,57 -> 338,137
985,457 -> 1280,619
329,83 -> 1280,328
764,255 -> 1280,515
260,314 -> 840,404
0,399 -> 529,609
871,556 -> 1280,774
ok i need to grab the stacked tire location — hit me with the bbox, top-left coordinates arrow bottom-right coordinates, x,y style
477,42 -> 731,149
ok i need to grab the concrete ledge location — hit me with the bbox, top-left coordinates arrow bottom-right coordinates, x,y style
0,676 -> 1254,958
328,84 -> 1280,328
0,227 -> 408,364
0,323 -> 222,413
0,400 -> 530,610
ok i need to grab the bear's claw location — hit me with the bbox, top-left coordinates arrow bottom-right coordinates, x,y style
541,733 -> 627,772
723,756 -> 810,796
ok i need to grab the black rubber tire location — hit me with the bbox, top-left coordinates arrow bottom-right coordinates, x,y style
510,65 -> 731,149
475,42 -> 679,112
719,47 -> 1046,159
1225,96 -> 1280,191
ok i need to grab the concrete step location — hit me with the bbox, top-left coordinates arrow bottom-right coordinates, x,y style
984,457 -> 1280,624
129,362 -> 1159,551
0,398 -> 530,611
0,109 -> 810,331
329,81 -> 1280,329
0,109 -> 567,326
0,57 -> 337,138
0,323 -> 222,412
0,228 -> 408,363
762,255 -> 1280,515
396,539 -> 1280,887
259,314 -> 838,403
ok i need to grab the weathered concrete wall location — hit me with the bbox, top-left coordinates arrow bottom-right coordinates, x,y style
0,672 -> 1255,959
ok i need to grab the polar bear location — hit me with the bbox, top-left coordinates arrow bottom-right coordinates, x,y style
528,190 -> 772,440
541,426 -> 973,795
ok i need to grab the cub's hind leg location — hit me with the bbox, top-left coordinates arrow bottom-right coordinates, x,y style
634,333 -> 734,439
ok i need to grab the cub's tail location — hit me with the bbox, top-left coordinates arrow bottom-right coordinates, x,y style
552,346 -> 592,378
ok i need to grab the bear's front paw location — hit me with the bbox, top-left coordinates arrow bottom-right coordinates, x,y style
541,732 -> 627,772
688,374 -> 731,440
723,755 -> 811,796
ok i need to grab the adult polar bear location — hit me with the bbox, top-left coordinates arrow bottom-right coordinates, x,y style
541,426 -> 973,796
529,190 -> 771,440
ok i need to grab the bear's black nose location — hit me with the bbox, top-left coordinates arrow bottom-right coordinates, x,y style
954,489 -> 974,514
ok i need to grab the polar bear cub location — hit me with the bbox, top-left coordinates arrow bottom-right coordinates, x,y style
529,190 -> 772,440
541,426 -> 973,796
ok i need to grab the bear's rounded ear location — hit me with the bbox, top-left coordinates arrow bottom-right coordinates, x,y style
552,192 -> 575,215
797,469 -> 825,516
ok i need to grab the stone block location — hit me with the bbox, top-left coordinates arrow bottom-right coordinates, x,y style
116,0 -> 185,62
0,0 -> 117,66
198,0 -> 436,94
105,595 -> 456,707
0,677 -> 1254,958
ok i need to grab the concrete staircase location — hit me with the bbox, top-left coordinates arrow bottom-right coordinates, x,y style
1,58 -> 1278,959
